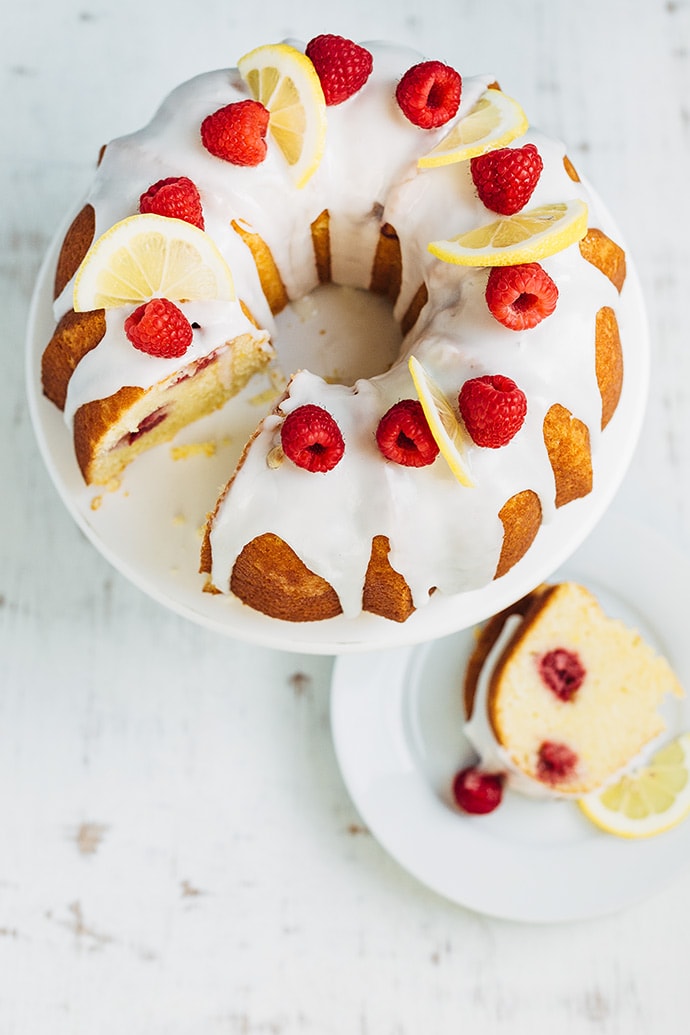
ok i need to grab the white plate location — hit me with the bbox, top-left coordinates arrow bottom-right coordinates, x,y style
27,206 -> 649,654
330,511 -> 690,922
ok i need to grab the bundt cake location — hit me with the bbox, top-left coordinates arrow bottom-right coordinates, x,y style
462,582 -> 684,798
41,35 -> 632,624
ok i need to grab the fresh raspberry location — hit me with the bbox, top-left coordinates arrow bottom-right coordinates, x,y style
470,143 -> 543,215
539,649 -> 586,702
485,262 -> 558,330
458,374 -> 527,448
139,176 -> 205,229
305,34 -> 373,105
537,741 -> 579,784
452,766 -> 504,814
280,404 -> 345,473
200,100 -> 269,166
375,399 -> 439,467
395,60 -> 462,129
124,298 -> 193,358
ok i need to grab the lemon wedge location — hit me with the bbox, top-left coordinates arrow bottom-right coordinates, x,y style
408,355 -> 473,487
238,43 -> 327,188
73,213 -> 235,311
418,88 -> 528,168
579,734 -> 690,839
428,199 -> 588,267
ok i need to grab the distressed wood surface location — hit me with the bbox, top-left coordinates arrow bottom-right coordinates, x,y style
2,0 -> 690,1031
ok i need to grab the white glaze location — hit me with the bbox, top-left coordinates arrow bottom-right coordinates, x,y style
53,41 -> 624,619
463,615 -> 562,798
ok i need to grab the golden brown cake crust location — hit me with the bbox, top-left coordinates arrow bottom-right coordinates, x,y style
543,403 -> 593,507
73,386 -> 146,482
362,535 -> 416,623
370,223 -> 402,303
463,586 -> 548,720
562,154 -> 580,182
579,228 -> 627,293
310,209 -> 331,283
231,219 -> 289,314
41,308 -> 106,410
400,282 -> 428,337
54,204 -> 96,300
494,489 -> 542,580
595,305 -> 624,429
230,533 -> 343,622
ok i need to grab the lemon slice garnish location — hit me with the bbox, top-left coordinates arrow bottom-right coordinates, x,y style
418,88 -> 528,168
579,734 -> 690,839
428,200 -> 588,268
408,355 -> 473,487
73,213 -> 235,311
238,43 -> 327,189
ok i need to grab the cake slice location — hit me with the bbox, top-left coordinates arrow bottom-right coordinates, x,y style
464,582 -> 684,796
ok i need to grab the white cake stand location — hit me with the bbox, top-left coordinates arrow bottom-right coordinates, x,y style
26,204 -> 649,654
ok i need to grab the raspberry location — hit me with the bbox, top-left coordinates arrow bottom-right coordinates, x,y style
539,649 -> 586,702
537,741 -> 579,784
201,100 -> 269,166
280,404 -> 345,473
485,262 -> 558,330
305,34 -> 373,105
470,143 -> 543,215
458,374 -> 527,448
395,60 -> 462,129
375,399 -> 439,467
452,766 -> 504,814
139,176 -> 205,229
124,298 -> 193,358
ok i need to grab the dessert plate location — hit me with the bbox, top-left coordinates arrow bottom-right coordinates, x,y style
330,512 -> 690,922
27,205 -> 648,654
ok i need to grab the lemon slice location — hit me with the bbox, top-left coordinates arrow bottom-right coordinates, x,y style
418,88 -> 528,168
428,199 -> 588,267
73,213 -> 235,311
408,355 -> 473,487
579,734 -> 690,839
238,42 -> 327,189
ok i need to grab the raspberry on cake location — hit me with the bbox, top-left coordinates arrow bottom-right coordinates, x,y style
42,37 -> 632,624
201,99 -> 270,165
305,34 -> 373,105
124,299 -> 193,359
376,399 -> 439,467
485,262 -> 558,330
395,60 -> 462,128
471,142 -> 544,215
139,176 -> 205,229
462,582 -> 685,798
458,374 -> 527,448
280,404 -> 345,472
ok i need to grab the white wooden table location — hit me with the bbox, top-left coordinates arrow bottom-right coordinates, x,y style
3,0 -> 690,1030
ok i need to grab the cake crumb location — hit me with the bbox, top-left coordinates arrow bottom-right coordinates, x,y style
250,386 -> 282,407
90,495 -> 103,511
170,441 -> 216,461
172,512 -> 187,526
266,446 -> 284,469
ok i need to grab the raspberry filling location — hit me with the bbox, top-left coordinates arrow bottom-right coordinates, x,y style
117,407 -> 168,448
538,648 -> 585,701
537,741 -> 579,784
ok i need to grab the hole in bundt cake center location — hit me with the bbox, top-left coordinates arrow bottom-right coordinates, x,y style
273,283 -> 403,387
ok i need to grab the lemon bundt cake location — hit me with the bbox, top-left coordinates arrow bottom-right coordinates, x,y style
461,582 -> 683,802
42,36 -> 631,624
